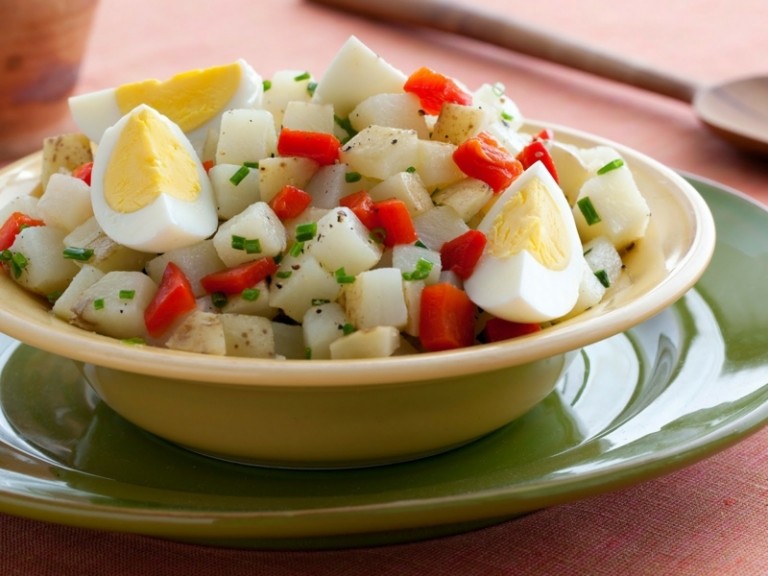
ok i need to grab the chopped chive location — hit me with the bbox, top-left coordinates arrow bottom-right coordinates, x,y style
402,257 -> 434,281
231,235 -> 245,250
229,164 -> 251,185
577,197 -> 601,226
46,290 -> 63,304
304,347 -> 312,359
342,322 -> 356,335
93,298 -> 105,310
294,71 -> 311,82
276,270 -> 293,279
311,298 -> 331,306
241,288 -> 261,301
405,166 -> 417,173
334,267 -> 356,284
244,238 -> 262,254
500,111 -> 514,122
262,79 -> 272,92
295,222 -> 317,242
345,171 -> 362,183
243,161 -> 260,169
122,337 -> 146,345
334,115 -> 358,143
306,81 -> 318,97
273,253 -> 284,265
414,239 -> 428,249
63,246 -> 94,261
119,289 -> 135,300
5,252 -> 28,278
289,241 -> 305,257
211,292 -> 228,308
597,158 -> 625,175
594,269 -> 611,288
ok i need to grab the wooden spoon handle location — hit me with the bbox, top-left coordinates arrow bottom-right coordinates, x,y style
309,0 -> 698,102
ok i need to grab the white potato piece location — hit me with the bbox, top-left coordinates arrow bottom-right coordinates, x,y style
414,140 -> 466,190
215,109 -> 277,165
342,267 -> 408,330
71,271 -> 157,339
329,325 -> 401,359
432,178 -> 494,222
305,164 -> 375,209
63,217 -> 152,272
219,314 -> 275,358
583,235 -> 624,289
431,103 -> 491,145
308,207 -> 382,275
257,156 -> 318,203
302,302 -> 348,360
37,173 -> 93,231
282,101 -> 335,134
349,93 -> 430,138
312,35 -> 407,117
369,171 -> 433,216
165,311 -> 226,355
213,202 -> 286,266
209,163 -> 261,220
392,244 -> 442,285
261,69 -> 315,129
8,226 -> 79,297
146,239 -> 225,298
412,205 -> 470,251
52,264 -> 105,321
340,126 -> 419,181
268,253 -> 341,322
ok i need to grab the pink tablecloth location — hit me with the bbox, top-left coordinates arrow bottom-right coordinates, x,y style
2,0 -> 768,574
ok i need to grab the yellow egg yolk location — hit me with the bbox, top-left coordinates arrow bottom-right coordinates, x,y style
488,177 -> 570,270
115,62 -> 242,133
104,107 -> 200,213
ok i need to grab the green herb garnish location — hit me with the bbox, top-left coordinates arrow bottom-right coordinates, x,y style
295,222 -> 317,242
342,323 -> 356,335
262,79 -> 272,92
334,267 -> 355,284
597,158 -> 625,175
119,289 -> 135,300
93,298 -> 105,310
594,269 -> 611,288
345,171 -> 362,183
402,257 -> 434,281
229,164 -> 251,186
241,288 -> 261,301
63,246 -> 94,261
294,71 -> 311,82
276,270 -> 293,279
577,197 -> 601,226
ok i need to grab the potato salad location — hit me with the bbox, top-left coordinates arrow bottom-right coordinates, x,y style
0,36 -> 651,360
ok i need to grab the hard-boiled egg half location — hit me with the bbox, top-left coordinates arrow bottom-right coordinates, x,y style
90,104 -> 218,253
464,162 -> 583,323
69,59 -> 261,154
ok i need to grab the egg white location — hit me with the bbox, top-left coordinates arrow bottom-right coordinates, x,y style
69,59 -> 262,154
90,104 -> 218,254
464,162 -> 583,323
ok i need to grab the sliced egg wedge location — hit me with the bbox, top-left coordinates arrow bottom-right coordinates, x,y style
69,59 -> 262,154
90,104 -> 218,254
464,162 -> 583,323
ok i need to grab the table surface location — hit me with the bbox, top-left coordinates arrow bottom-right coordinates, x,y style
3,0 -> 768,574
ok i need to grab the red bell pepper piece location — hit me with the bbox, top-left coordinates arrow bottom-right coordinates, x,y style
71,161 -> 93,186
419,283 -> 476,352
269,184 -> 313,221
483,317 -> 542,343
144,262 -> 197,338
0,212 -> 45,251
440,230 -> 487,279
202,159 -> 215,173
339,190 -> 380,231
200,257 -> 278,295
404,67 -> 473,115
374,198 -> 417,247
453,132 -> 524,193
277,128 -> 341,166
534,128 -> 554,141
516,140 -> 559,183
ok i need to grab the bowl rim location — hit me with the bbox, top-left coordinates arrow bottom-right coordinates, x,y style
0,120 -> 716,387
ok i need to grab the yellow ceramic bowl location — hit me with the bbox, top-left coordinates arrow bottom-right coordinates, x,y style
0,122 -> 716,468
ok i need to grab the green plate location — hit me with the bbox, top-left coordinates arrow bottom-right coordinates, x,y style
0,175 -> 766,549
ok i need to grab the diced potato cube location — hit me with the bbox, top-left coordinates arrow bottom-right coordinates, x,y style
414,140 -> 466,190
561,258 -> 608,320
282,101 -> 335,134
63,217 -> 152,272
261,69 -> 315,129
213,202 -> 286,267
40,133 -> 92,190
268,253 -> 341,322
8,226 -> 80,297
215,109 -> 276,165
342,267 -> 408,329
305,164 -> 375,209
37,173 -> 93,231
329,325 -> 401,359
473,83 -> 524,131
431,103 -> 491,145
307,207 -> 382,275
340,126 -> 419,181
431,178 -> 494,222
312,36 -> 407,117
209,163 -> 261,220
413,206 -> 470,251
302,302 -> 348,359
146,239 -> 225,298
392,244 -> 441,285
70,271 -> 157,340
369,171 -> 433,216
583,236 -> 624,288
165,311 -> 226,355
257,156 -> 318,203
219,314 -> 275,358
52,264 -> 105,321
349,93 -> 429,139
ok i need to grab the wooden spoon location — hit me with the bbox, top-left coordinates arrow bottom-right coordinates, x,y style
308,0 -> 768,156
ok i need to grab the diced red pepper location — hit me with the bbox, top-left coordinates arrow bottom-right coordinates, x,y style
269,184 -> 312,221
404,67 -> 473,115
483,317 -> 542,343
534,128 -> 554,141
202,159 -> 215,173
374,198 -> 417,247
143,262 -> 197,338
453,132 -> 524,193
277,128 -> 340,166
339,190 -> 380,231
419,283 -> 476,352
71,161 -> 93,186
516,139 -> 559,183
440,230 -> 487,279
0,212 -> 45,251
200,257 -> 278,295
